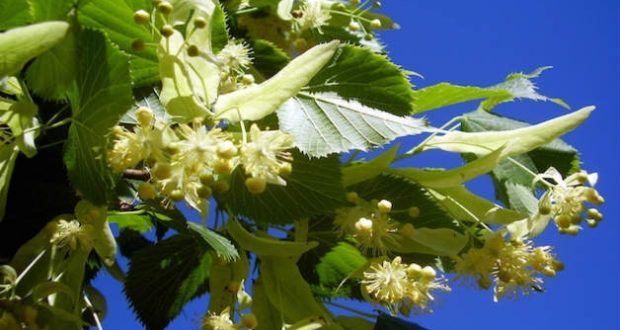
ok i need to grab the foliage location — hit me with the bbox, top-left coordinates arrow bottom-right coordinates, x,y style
0,0 -> 606,329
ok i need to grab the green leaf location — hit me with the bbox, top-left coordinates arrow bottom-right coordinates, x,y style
214,41 -> 340,122
342,144 -> 399,187
220,150 -> 345,225
0,145 -> 19,221
124,235 -> 213,330
0,96 -> 39,157
389,146 -> 505,188
375,313 -> 427,330
0,21 -> 69,77
78,0 -> 159,86
0,0 -> 31,30
428,186 -> 526,225
316,242 -> 367,288
108,213 -> 153,233
302,45 -> 415,116
460,109 -> 583,210
186,222 -> 239,262
412,67 -> 567,113
29,0 -> 74,21
64,29 -> 133,205
278,93 -> 426,157
384,227 -> 468,256
425,106 -> 594,156
251,39 -> 290,78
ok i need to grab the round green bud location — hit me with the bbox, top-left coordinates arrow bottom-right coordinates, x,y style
135,106 -> 154,127
169,189 -> 185,202
156,1 -> 173,14
241,74 -> 255,85
408,206 -> 420,218
151,163 -> 172,180
555,215 -> 571,229
213,180 -> 230,193
213,159 -> 232,174
194,17 -> 207,28
133,10 -> 151,24
542,267 -> 556,277
348,21 -> 361,31
587,208 -> 603,221
131,39 -> 145,52
538,203 -> 552,215
200,173 -> 214,186
552,260 -> 565,272
187,45 -> 200,57
160,24 -> 174,37
245,177 -> 267,194
586,219 -> 598,228
197,185 -> 213,199
373,1 -> 382,8
137,183 -> 157,200
279,163 -> 293,178
364,33 -> 374,41
370,19 -> 382,29
345,191 -> 360,204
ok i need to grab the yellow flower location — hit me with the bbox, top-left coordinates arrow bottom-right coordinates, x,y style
240,124 -> 293,186
203,307 -> 235,330
50,219 -> 93,251
295,0 -> 332,32
217,39 -> 252,75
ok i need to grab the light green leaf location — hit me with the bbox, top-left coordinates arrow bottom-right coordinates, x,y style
303,45 -> 415,116
157,30 -> 218,121
0,21 -> 69,77
428,186 -> 527,225
424,106 -> 594,156
64,29 -> 133,205
342,144 -> 399,187
278,93 -> 426,157
214,41 -> 340,122
384,227 -> 468,256
220,150 -> 345,225
412,67 -> 568,113
186,222 -> 239,262
277,0 -> 294,20
108,213 -> 154,234
0,97 -> 39,157
316,242 -> 367,288
125,235 -> 213,330
0,145 -> 19,221
389,146 -> 505,188
29,0 -> 74,21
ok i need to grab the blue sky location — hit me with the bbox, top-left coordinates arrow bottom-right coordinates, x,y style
94,1 -> 620,329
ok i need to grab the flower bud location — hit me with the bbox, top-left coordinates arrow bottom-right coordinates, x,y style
245,177 -> 267,194
555,215 -> 571,229
399,223 -> 415,237
200,173 -> 214,186
169,189 -> 185,202
279,163 -> 293,178
214,159 -> 233,174
346,191 -> 360,204
138,183 -> 157,200
160,24 -> 174,37
156,1 -> 173,14
214,180 -> 230,193
364,33 -> 374,41
194,17 -> 207,28
552,260 -> 565,272
348,21 -> 361,31
406,263 -> 422,275
135,106 -> 154,127
216,141 -> 238,159
354,217 -> 373,233
408,206 -> 420,218
587,208 -> 603,221
197,185 -> 213,199
241,74 -> 255,85
373,1 -> 382,8
187,45 -> 200,57
151,163 -> 172,180
131,39 -> 145,52
377,199 -> 392,213
133,10 -> 150,24
370,19 -> 382,28
586,219 -> 598,228
241,314 -> 258,329
421,266 -> 437,279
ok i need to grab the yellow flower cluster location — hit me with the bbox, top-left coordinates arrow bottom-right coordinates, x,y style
50,219 -> 93,251
107,107 -> 294,210
454,233 -> 563,301
294,0 -> 332,33
362,257 -> 449,314
333,193 -> 398,254
536,167 -> 604,235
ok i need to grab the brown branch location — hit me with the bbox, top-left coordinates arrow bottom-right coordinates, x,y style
122,169 -> 150,181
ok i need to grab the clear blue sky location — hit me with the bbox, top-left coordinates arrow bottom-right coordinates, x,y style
93,1 -> 620,329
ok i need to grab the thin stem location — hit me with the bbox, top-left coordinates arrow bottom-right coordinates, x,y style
295,219 -> 309,243
84,293 -> 104,330
15,250 -> 46,286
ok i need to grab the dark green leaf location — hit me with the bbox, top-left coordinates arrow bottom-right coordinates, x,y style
303,45 -> 415,116
124,235 -> 213,330
220,150 -> 345,225
315,242 -> 366,294
64,29 -> 133,205
0,0 -> 31,30
375,313 -> 427,330
251,39 -> 290,78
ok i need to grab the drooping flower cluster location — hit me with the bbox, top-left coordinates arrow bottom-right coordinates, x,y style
217,39 -> 252,77
362,257 -> 450,314
333,193 -> 399,254
107,107 -> 294,210
536,167 -> 604,235
454,233 -> 563,301
293,0 -> 332,33
50,219 -> 93,251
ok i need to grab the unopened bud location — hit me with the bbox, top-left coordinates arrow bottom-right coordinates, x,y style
555,215 -> 571,229
348,21 -> 361,31
354,217 -> 373,232
133,10 -> 150,24
194,17 -> 207,28
346,191 -> 360,204
135,106 -> 154,127
245,177 -> 267,194
214,159 -> 233,174
200,173 -> 214,186
241,74 -> 255,85
370,19 -> 382,28
156,1 -> 173,14
160,24 -> 174,37
399,223 -> 416,237
131,39 -> 145,51
586,219 -> 598,228
169,189 -> 185,202
216,141 -> 238,159
364,33 -> 374,41
138,183 -> 157,200
187,45 -> 200,57
214,180 -> 230,193
376,200 -> 392,213
151,163 -> 172,180
279,163 -> 292,178
408,206 -> 420,218
240,314 -> 258,329
587,208 -> 603,221
421,266 -> 436,279
197,185 -> 213,199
